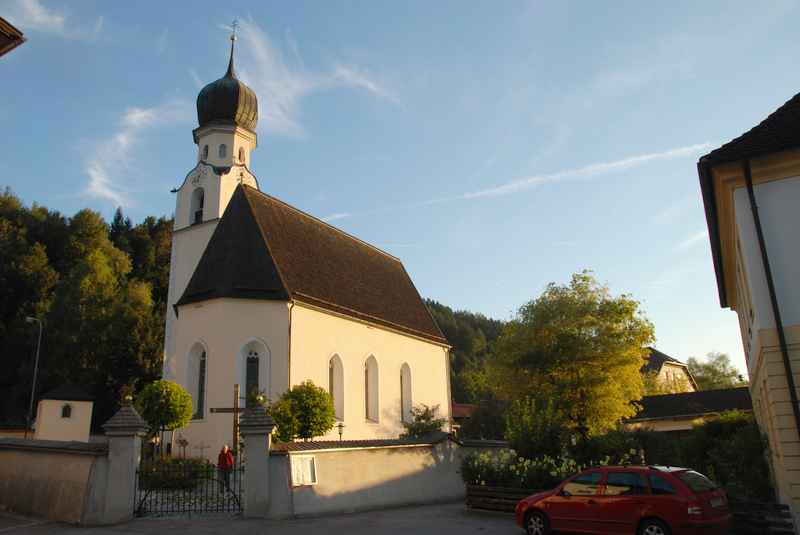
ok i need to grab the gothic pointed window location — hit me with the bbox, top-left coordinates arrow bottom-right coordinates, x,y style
189,343 -> 207,420
238,147 -> 245,163
202,145 -> 209,160
364,356 -> 379,422
400,363 -> 412,423
61,404 -> 72,418
329,355 -> 344,420
195,351 -> 206,419
246,350 -> 260,407
219,144 -> 227,158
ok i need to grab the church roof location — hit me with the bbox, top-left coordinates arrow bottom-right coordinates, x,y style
176,185 -> 448,345
41,384 -> 94,402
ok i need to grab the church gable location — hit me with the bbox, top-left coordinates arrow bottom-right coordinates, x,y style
177,184 -> 446,344
176,186 -> 289,309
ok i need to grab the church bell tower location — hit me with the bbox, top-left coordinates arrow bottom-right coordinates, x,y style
163,25 -> 261,379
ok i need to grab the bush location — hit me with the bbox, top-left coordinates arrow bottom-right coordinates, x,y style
138,457 -> 214,490
459,399 -> 507,440
402,404 -> 447,438
268,381 -> 336,442
505,397 -> 566,459
462,449 -> 587,490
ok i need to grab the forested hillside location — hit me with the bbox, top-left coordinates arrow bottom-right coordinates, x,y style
0,189 -> 170,427
425,299 -> 505,403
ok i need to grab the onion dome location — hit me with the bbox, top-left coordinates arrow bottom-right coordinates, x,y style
196,33 -> 258,132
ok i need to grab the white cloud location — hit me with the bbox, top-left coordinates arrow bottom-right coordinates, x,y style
321,143 -> 712,222
463,143 -> 712,199
7,0 -> 103,40
84,99 -> 192,207
673,229 -> 708,252
235,19 -> 396,136
189,69 -> 204,89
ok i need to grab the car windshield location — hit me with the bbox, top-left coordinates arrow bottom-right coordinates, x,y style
677,471 -> 717,493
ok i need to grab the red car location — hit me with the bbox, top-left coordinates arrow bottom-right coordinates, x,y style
515,465 -> 731,535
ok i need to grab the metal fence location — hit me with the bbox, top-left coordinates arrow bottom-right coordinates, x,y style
134,458 -> 244,516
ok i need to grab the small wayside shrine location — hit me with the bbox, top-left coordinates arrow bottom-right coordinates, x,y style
163,29 -> 452,454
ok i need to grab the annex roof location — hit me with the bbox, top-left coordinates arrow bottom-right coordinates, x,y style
40,384 -> 94,402
630,386 -> 752,422
177,185 -> 448,345
698,91 -> 800,307
271,431 -> 451,453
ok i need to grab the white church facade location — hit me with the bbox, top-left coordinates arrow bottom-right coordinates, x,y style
162,36 -> 452,451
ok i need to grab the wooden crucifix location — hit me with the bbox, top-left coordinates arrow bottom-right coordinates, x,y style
209,384 -> 244,452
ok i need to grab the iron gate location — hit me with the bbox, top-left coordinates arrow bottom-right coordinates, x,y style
134,458 -> 244,516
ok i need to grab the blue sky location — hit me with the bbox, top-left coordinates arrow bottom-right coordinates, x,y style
4,0 -> 800,374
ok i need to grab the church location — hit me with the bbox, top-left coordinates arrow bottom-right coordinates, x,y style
162,35 -> 452,451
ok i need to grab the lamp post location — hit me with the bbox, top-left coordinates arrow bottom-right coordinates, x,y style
24,316 -> 43,440
337,422 -> 345,441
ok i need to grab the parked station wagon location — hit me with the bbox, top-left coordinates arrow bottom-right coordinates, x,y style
515,465 -> 730,535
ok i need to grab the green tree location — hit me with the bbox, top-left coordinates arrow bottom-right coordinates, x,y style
687,352 -> 747,391
505,397 -> 566,459
268,381 -> 336,442
489,271 -> 655,439
135,380 -> 193,434
401,404 -> 447,438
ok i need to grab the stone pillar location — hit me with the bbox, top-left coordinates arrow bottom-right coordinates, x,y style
239,404 -> 275,518
100,404 -> 148,524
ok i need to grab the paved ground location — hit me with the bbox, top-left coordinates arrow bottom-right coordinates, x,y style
0,503 -> 518,534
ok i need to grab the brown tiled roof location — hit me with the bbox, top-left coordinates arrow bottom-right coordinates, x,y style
178,185 -> 447,344
0,17 -> 26,57
640,347 -> 684,374
630,387 -> 752,422
698,91 -> 800,307
271,431 -> 451,452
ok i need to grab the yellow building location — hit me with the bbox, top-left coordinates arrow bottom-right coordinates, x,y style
698,91 -> 800,514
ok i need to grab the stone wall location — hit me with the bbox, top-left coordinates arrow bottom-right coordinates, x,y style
0,438 -> 108,524
261,438 -> 473,519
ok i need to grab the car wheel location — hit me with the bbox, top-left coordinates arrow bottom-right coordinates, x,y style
638,518 -> 670,535
525,510 -> 550,535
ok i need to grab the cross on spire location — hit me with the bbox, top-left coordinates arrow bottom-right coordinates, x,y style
225,19 -> 239,78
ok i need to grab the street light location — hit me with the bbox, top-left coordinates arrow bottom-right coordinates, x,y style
24,316 -> 43,440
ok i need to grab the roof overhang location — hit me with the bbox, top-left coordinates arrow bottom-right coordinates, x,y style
0,17 -> 25,58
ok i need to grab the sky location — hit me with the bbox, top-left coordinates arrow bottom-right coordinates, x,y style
4,0 -> 800,375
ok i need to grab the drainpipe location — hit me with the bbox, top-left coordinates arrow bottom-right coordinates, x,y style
743,159 -> 800,441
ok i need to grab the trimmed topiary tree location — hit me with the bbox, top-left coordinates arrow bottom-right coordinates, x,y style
268,380 -> 336,442
135,380 -> 193,436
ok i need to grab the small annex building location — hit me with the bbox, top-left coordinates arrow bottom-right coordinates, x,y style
163,37 -> 452,454
33,384 -> 94,443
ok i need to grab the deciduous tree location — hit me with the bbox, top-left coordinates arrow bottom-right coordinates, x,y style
268,381 -> 336,442
687,352 -> 747,391
489,271 -> 655,438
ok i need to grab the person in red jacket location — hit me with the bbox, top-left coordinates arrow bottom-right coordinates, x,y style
217,444 -> 234,492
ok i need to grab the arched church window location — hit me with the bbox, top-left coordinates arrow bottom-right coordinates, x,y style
238,147 -> 245,163
61,404 -> 72,418
329,355 -> 344,420
202,145 -> 209,160
188,343 -> 207,420
190,187 -> 204,225
246,349 -> 260,407
219,144 -> 227,158
400,363 -> 412,423
364,356 -> 379,422
195,351 -> 206,419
